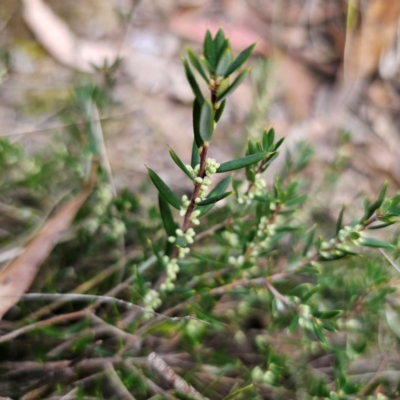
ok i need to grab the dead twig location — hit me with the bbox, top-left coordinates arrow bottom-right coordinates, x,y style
148,352 -> 209,400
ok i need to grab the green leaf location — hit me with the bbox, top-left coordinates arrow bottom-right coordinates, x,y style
246,168 -> 256,184
221,384 -> 254,400
319,310 -> 341,319
203,30 -> 216,72
197,191 -> 232,206
191,139 -> 200,169
192,98 -> 204,148
217,68 -> 250,102
147,168 -> 181,210
321,321 -> 336,332
217,151 -> 271,173
224,43 -> 256,77
182,58 -> 204,102
175,237 -> 187,248
247,139 -> 257,155
367,181 -> 388,217
336,205 -> 345,235
187,48 -> 208,82
213,28 -> 226,56
274,137 -> 285,151
148,239 -> 166,268
302,227 -> 316,257
359,237 -> 393,249
288,314 -> 300,333
215,48 -> 232,76
134,265 -> 146,296
199,99 -> 214,142
313,324 -> 326,343
214,99 -> 226,122
158,193 -> 177,237
198,176 -> 231,215
303,284 -> 320,302
169,147 -> 193,180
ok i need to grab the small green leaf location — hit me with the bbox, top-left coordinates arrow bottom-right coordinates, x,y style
215,48 -> 232,76
175,237 -> 187,248
134,265 -> 146,296
149,239 -> 166,268
197,191 -> 232,206
191,139 -> 200,169
198,176 -> 231,215
247,139 -> 257,155
199,99 -> 214,142
204,30 -> 216,72
274,137 -> 285,151
224,43 -> 256,77
319,310 -> 341,319
187,48 -> 208,82
169,147 -> 193,180
313,324 -> 326,343
182,58 -> 204,102
336,205 -> 345,235
193,98 -> 204,148
367,181 -> 388,217
302,226 -> 316,256
147,168 -> 181,210
214,99 -> 226,122
321,321 -> 336,332
246,168 -> 256,184
288,314 -> 300,333
217,68 -> 250,102
213,28 -> 226,56
303,284 -> 320,302
359,237 -> 393,249
217,151 -> 271,173
221,384 -> 254,400
158,193 -> 177,237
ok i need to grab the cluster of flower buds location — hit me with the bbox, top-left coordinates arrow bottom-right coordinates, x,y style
143,289 -> 162,311
253,173 -> 266,196
160,255 -> 180,291
228,255 -> 245,267
169,227 -> 196,244
256,216 -> 276,238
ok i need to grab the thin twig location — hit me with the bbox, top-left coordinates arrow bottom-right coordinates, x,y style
15,293 -> 210,325
148,352 -> 209,400
0,309 -> 90,344
106,363 -> 137,400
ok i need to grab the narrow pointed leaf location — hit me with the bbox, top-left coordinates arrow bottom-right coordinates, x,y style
221,384 -> 254,400
191,139 -> 200,168
192,98 -> 204,148
302,226 -> 316,256
313,324 -> 326,343
134,265 -> 146,296
214,99 -> 226,122
215,48 -> 232,76
183,58 -> 204,102
169,147 -> 193,180
158,193 -> 177,237
199,99 -> 214,142
224,43 -> 256,77
367,181 -> 388,216
218,68 -> 250,102
187,48 -> 208,82
274,137 -> 285,151
217,151 -> 270,173
267,128 -> 275,148
213,28 -> 225,56
359,237 -> 393,249
149,239 -> 167,269
203,30 -> 216,72
198,176 -> 231,215
336,205 -> 345,235
147,168 -> 181,210
262,129 -> 269,150
197,191 -> 233,206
